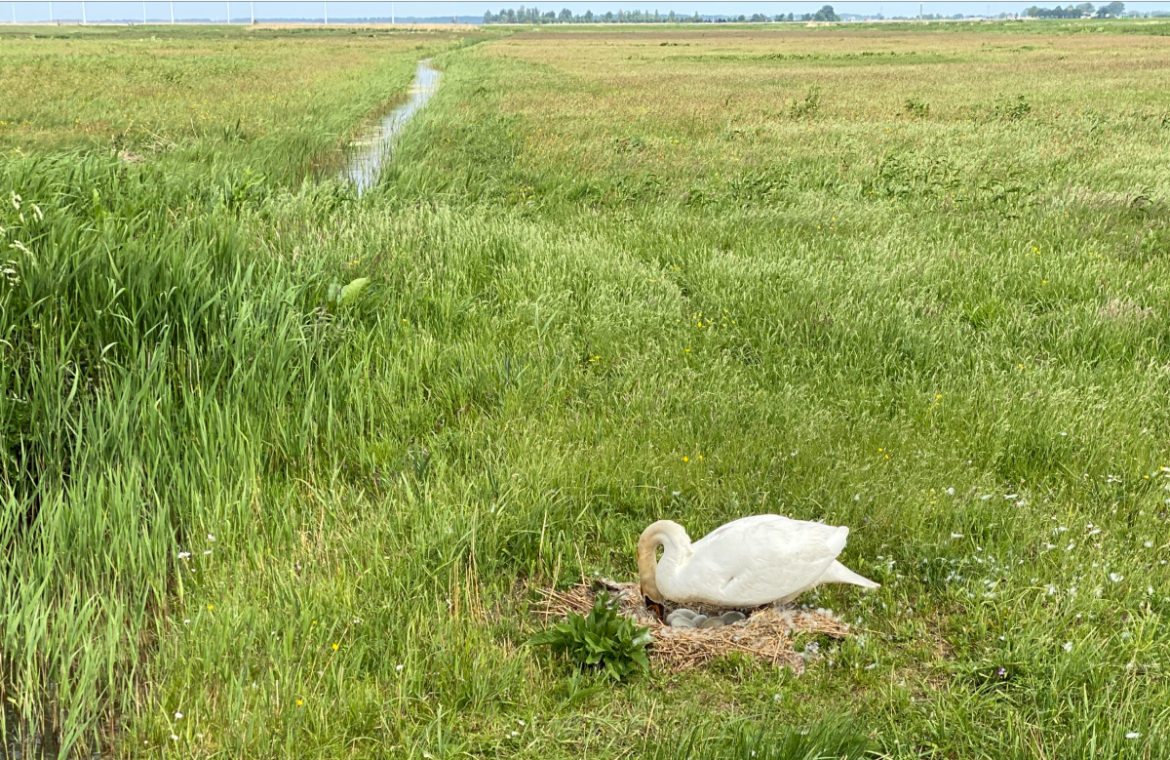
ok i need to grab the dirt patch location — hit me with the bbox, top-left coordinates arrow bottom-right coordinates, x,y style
1100,298 -> 1155,321
536,579 -> 851,673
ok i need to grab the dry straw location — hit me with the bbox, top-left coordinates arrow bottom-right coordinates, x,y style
535,579 -> 851,673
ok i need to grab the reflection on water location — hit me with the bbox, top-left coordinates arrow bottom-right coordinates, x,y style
345,59 -> 441,194
2,702 -> 61,759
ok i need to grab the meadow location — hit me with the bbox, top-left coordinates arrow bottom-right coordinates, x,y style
2,19 -> 1170,759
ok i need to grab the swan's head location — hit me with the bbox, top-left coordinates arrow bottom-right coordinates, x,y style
637,520 -> 689,604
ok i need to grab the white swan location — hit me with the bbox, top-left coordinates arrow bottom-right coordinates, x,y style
637,515 -> 879,608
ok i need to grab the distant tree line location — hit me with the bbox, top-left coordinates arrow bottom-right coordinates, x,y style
481,3 -> 1140,25
482,5 -> 840,24
1024,2 -> 1124,18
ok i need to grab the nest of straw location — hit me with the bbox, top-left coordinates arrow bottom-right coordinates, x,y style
534,578 -> 851,674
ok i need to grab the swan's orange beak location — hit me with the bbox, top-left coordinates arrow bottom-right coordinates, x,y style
643,597 -> 665,622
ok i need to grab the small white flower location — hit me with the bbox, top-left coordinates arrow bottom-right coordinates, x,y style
981,494 -> 993,501
1065,542 -> 1075,551
183,619 -> 190,624
207,533 -> 216,541
175,711 -> 183,719
178,551 -> 191,559
1004,494 -> 1018,499
203,550 -> 212,555
1109,573 -> 1123,583
950,533 -> 963,539
1144,541 -> 1153,548
396,664 -> 404,672
517,719 -> 525,726
1126,732 -> 1140,739
945,487 -> 955,496
170,734 -> 179,742
1063,641 -> 1072,652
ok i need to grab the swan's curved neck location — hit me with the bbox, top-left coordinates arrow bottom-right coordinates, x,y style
637,520 -> 690,603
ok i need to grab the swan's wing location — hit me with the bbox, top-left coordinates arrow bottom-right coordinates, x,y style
680,515 -> 847,606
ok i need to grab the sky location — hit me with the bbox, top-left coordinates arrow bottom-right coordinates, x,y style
7,0 -> 1170,23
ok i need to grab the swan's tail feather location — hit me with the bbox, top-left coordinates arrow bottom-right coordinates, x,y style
821,560 -> 880,589
825,526 -> 849,555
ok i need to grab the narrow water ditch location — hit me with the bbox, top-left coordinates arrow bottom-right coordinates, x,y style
4,58 -> 446,760
344,59 -> 441,194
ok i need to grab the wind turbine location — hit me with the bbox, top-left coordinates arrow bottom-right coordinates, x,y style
142,1 -> 147,23
170,0 -> 175,23
324,1 -> 328,24
81,0 -> 86,23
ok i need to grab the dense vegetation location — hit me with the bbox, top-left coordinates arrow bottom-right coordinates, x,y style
1025,2 -> 1126,19
481,7 -> 811,23
483,2 -> 1145,23
3,20 -> 1170,759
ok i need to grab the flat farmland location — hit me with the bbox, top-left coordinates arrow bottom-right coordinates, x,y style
2,20 -> 1170,759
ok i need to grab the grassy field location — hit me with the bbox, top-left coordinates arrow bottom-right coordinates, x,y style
3,20 -> 1170,759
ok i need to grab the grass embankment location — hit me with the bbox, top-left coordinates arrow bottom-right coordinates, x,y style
3,22 -> 1170,759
